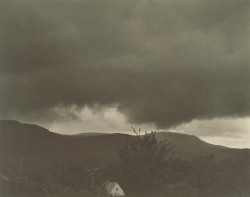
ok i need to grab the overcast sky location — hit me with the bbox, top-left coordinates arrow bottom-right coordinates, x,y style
1,0 -> 250,148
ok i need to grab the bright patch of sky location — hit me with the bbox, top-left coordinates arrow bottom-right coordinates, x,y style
46,106 -> 250,148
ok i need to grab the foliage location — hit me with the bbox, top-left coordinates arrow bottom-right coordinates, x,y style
117,130 -> 170,196
1,122 -> 250,197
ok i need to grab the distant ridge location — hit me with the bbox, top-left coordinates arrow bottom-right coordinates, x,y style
73,132 -> 109,137
0,120 -> 249,172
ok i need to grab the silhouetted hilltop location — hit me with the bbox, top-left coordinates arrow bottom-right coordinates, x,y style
0,120 -> 248,172
154,132 -> 240,160
0,120 -> 133,171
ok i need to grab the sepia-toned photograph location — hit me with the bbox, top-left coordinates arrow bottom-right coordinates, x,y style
0,0 -> 250,196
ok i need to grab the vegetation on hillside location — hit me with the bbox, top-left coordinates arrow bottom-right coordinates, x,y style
1,121 -> 250,197
105,131 -> 250,197
117,130 -> 170,196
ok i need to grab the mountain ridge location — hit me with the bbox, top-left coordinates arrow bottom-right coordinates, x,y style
0,120 -> 249,171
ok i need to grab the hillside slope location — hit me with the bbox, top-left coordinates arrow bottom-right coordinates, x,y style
0,120 -> 133,171
0,120 -> 248,171
155,132 -> 244,160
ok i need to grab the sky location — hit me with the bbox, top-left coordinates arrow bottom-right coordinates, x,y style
0,0 -> 250,148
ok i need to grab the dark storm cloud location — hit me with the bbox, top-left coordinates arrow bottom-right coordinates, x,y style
1,0 -> 250,128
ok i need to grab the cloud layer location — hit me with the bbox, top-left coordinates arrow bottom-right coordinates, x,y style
1,0 -> 250,129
